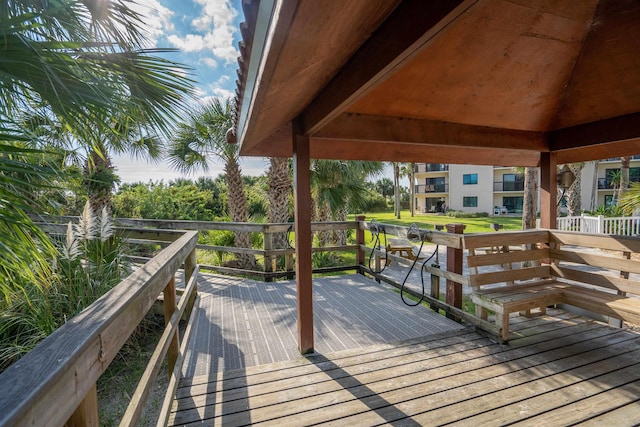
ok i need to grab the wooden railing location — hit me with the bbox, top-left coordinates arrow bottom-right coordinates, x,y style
557,215 -> 640,236
34,216 -> 362,280
0,228 -> 199,427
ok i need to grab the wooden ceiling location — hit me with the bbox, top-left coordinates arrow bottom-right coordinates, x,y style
233,0 -> 640,167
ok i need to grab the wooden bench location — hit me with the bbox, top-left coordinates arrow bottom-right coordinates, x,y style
463,229 -> 640,342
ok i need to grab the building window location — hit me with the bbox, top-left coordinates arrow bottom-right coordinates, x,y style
463,196 -> 478,207
463,173 -> 478,185
502,196 -> 524,213
605,195 -> 614,207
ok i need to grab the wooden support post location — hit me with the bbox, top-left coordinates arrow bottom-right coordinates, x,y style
446,223 -> 465,319
356,215 -> 365,274
293,131 -> 314,354
65,384 -> 98,427
184,248 -> 197,320
540,152 -> 558,229
264,229 -> 273,282
430,272 -> 440,312
163,277 -> 180,373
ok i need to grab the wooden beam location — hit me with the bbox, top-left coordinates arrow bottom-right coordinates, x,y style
556,139 -> 640,164
300,0 -> 476,136
549,112 -> 640,153
309,138 -> 541,167
540,152 -> 558,229
314,113 -> 548,151
293,129 -> 314,354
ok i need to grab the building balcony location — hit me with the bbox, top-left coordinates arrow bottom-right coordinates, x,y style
416,183 -> 448,194
598,176 -> 640,189
415,163 -> 449,173
493,181 -> 524,192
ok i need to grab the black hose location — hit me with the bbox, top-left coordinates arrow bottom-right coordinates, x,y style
368,221 -> 389,274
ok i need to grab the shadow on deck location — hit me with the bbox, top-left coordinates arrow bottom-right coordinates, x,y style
169,274 -> 640,426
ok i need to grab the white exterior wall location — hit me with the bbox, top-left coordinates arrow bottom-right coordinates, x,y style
411,157 -> 640,216
448,165 -> 494,213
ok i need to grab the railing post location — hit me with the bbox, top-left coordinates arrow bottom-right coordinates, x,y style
598,215 -> 604,234
66,384 -> 98,427
163,276 -> 180,374
264,227 -> 273,282
446,223 -> 465,319
356,215 -> 365,275
184,248 -> 197,320
430,271 -> 440,311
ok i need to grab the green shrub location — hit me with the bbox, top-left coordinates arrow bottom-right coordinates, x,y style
0,202 -> 129,371
445,210 -> 489,218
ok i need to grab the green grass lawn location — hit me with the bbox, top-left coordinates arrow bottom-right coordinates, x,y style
351,210 -> 523,234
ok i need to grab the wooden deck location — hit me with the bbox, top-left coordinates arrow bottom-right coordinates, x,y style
168,308 -> 640,426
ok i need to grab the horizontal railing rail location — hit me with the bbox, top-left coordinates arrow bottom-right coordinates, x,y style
33,216 -> 363,281
0,228 -> 199,426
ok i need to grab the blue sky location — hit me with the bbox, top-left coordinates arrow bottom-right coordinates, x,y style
112,0 -> 271,183
112,0 -> 395,185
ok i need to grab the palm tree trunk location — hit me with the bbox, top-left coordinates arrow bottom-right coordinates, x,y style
225,157 -> 256,270
84,141 -> 117,213
393,162 -> 400,219
590,160 -> 599,211
409,163 -> 415,217
317,201 -> 332,247
619,156 -> 631,203
521,167 -> 538,230
268,157 -> 291,249
566,163 -> 584,216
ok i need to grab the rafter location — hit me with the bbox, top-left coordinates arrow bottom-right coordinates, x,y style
299,0 -> 476,136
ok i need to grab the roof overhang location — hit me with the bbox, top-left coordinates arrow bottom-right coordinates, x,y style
233,0 -> 640,166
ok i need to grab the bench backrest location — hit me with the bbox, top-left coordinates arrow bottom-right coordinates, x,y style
462,229 -> 640,297
463,230 -> 552,288
549,230 -> 640,297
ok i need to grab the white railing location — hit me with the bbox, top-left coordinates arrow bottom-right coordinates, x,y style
557,215 -> 640,236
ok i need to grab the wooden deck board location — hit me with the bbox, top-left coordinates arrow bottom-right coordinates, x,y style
168,307 -> 640,426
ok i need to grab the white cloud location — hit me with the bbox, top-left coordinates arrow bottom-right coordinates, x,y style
202,57 -> 218,68
167,0 -> 239,63
128,0 -> 174,47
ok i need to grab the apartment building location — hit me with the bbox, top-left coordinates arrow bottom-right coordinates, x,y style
413,157 -> 640,215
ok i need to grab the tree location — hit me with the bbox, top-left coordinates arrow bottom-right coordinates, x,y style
267,158 -> 292,250
393,162 -> 401,219
0,0 -> 193,302
374,178 -> 394,200
168,98 -> 256,270
311,160 -> 383,246
565,163 -> 584,216
401,163 -> 416,217
521,167 -> 538,230
619,182 -> 640,214
619,156 -> 631,203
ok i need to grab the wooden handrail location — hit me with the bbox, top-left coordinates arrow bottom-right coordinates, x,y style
0,230 -> 199,426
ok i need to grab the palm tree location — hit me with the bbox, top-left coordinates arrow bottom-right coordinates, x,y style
565,163 -> 584,216
311,160 -> 384,246
619,182 -> 640,214
609,170 -> 622,205
400,163 -> 416,217
619,156 -> 631,203
521,167 -> 538,230
0,0 -> 193,302
393,162 -> 401,219
168,98 -> 256,270
267,157 -> 292,250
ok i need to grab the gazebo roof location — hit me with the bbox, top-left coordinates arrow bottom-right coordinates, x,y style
233,0 -> 640,166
